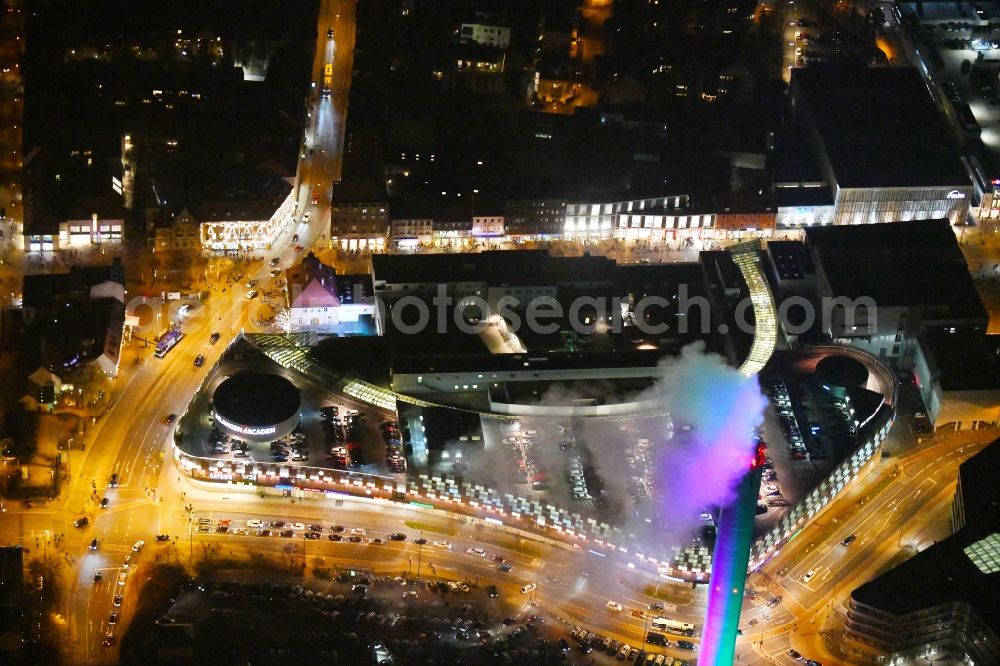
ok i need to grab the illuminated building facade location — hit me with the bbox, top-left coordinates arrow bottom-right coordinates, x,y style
199,177 -> 294,252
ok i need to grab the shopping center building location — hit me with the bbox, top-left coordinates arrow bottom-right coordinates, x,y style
172,243 -> 896,591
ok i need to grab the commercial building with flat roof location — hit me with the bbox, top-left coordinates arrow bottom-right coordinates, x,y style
912,329 -> 1000,429
789,66 -> 973,226
803,219 -> 987,367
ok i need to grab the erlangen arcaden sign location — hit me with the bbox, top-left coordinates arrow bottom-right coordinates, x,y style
214,412 -> 278,437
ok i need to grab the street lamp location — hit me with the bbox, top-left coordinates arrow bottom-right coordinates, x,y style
415,530 -> 424,580
640,613 -> 649,652
185,504 -> 194,564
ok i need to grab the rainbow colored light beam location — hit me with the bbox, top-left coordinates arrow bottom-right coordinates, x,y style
697,441 -> 765,665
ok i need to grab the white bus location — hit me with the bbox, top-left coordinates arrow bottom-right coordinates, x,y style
651,617 -> 696,637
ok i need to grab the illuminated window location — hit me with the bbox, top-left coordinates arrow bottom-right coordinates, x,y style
965,533 -> 1000,574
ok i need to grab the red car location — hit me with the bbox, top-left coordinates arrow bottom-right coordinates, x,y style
294,244 -> 304,253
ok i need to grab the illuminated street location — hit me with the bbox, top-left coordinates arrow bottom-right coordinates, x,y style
1,0 -> 1000,664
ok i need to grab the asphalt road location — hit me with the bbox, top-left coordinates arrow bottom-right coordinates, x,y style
1,1 -> 995,664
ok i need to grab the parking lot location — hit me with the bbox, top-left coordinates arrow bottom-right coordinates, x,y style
491,419 -> 605,507
176,353 -> 397,476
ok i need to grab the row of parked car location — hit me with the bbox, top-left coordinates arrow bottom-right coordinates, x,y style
769,380 -> 809,462
209,428 -> 249,458
324,405 -> 364,469
271,429 -> 308,463
564,441 -> 591,501
503,429 -> 549,491
568,626 -> 691,664
381,420 -> 406,473
625,436 -> 654,501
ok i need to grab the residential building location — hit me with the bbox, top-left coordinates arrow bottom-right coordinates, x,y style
18,258 -> 127,377
330,180 -> 389,251
504,198 -> 567,238
459,14 -> 511,49
147,207 -> 201,253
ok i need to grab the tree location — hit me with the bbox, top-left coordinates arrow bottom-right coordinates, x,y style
4,405 -> 39,462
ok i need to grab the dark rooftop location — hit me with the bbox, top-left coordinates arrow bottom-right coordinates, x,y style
22,259 -> 125,310
771,187 -> 833,208
958,436 -> 1000,526
805,219 -> 987,319
196,175 -> 292,222
767,241 -> 815,282
392,349 -> 667,376
212,372 -> 301,428
791,66 -> 970,189
371,250 -> 618,287
332,179 -> 388,205
919,329 -> 1000,392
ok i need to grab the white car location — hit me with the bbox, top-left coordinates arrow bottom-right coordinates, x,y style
303,212 -> 311,223
289,523 -> 305,532
520,583 -> 536,595
606,600 -> 624,612
246,519 -> 264,528
432,540 -> 452,549
350,527 -> 366,536
467,547 -> 486,557
802,569 -> 817,584
131,541 -> 144,552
